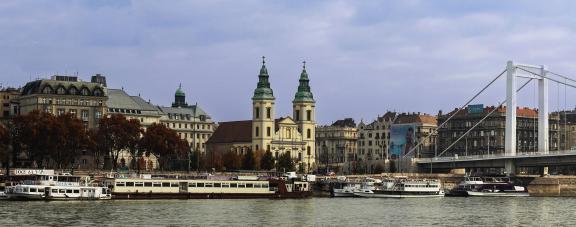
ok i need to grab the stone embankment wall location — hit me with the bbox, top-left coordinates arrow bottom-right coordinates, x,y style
528,176 -> 576,196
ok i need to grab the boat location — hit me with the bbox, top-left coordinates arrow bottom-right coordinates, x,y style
354,177 -> 444,198
331,181 -> 362,197
105,173 -> 313,199
465,176 -> 529,197
5,173 -> 112,200
445,176 -> 484,197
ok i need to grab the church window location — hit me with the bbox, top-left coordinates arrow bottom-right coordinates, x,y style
307,146 -> 311,156
298,152 -> 302,161
307,110 -> 311,121
295,110 -> 300,121
267,127 -> 271,137
307,129 -> 311,139
266,107 -> 271,119
267,145 -> 270,151
255,127 -> 259,137
255,107 -> 260,119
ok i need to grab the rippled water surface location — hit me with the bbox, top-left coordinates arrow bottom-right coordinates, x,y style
1,197 -> 575,226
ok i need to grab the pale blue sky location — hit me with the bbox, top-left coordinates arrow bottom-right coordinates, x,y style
1,0 -> 576,124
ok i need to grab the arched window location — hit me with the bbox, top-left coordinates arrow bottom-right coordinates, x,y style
81,87 -> 90,96
307,146 -> 311,156
42,86 -> 53,94
69,86 -> 78,95
307,129 -> 311,139
93,88 -> 103,96
56,86 -> 66,95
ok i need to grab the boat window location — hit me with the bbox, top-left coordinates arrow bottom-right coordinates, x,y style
214,183 -> 221,188
135,182 -> 144,187
189,183 -> 196,187
23,188 -> 29,192
66,190 -> 73,194
30,188 -> 37,193
116,182 -> 125,187
144,182 -> 152,187
246,184 -> 253,188
126,182 -> 134,187
205,183 -> 213,188
52,189 -> 58,193
162,182 -> 170,187
197,183 -> 204,187
238,184 -> 246,188
171,183 -> 179,187
38,188 -> 45,193
230,183 -> 237,188
263,184 -> 269,188
254,184 -> 261,188
153,182 -> 161,187
60,189 -> 66,193
221,183 -> 229,188
73,190 -> 79,194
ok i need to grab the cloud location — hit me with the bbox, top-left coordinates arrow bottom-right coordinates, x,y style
1,0 -> 576,124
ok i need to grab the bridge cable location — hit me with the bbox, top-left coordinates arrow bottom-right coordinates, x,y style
517,67 -> 576,89
400,69 -> 507,160
434,78 -> 535,158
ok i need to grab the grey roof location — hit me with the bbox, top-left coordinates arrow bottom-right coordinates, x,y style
107,89 -> 164,116
159,105 -> 211,119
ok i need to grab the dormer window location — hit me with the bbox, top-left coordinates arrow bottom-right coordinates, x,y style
81,88 -> 90,96
56,87 -> 66,95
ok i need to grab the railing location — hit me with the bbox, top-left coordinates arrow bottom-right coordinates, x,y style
416,149 -> 576,163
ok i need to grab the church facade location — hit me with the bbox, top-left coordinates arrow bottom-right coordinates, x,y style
207,58 -> 316,173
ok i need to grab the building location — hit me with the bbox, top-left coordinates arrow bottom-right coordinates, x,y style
316,118 -> 358,174
159,85 -> 215,154
0,87 -> 20,124
357,112 -> 437,173
556,109 -> 576,150
437,105 -> 560,157
18,75 -> 108,129
207,59 -> 316,172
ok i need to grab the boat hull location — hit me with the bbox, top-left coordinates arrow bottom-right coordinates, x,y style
466,191 -> 529,197
354,191 -> 444,198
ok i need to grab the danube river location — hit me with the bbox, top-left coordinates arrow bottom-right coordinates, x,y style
1,197 -> 575,226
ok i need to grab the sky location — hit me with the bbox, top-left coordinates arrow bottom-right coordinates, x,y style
1,0 -> 576,125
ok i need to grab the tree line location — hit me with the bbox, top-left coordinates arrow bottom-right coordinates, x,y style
0,111 -> 298,173
0,111 -> 189,172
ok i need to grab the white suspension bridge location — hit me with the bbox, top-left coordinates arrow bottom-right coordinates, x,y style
407,60 -> 576,175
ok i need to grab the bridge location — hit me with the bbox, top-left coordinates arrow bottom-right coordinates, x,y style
407,60 -> 576,175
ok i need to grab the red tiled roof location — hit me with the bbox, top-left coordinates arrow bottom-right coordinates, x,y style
445,106 -> 538,118
206,120 -> 252,144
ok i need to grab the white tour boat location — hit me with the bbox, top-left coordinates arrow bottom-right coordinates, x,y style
5,173 -> 111,200
354,177 -> 444,198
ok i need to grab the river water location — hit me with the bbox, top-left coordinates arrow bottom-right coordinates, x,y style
1,197 -> 574,226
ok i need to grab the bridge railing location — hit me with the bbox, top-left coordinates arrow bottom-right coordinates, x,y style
416,149 -> 576,163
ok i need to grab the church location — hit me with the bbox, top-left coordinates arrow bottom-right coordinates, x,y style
207,57 -> 316,173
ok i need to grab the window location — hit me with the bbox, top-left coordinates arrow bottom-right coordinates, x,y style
197,183 -> 205,187
295,110 -> 300,121
307,110 -> 311,121
56,87 -> 66,95
267,127 -> 271,137
255,127 -> 259,137
214,183 -> 221,187
162,182 -> 170,187
307,129 -> 311,139
81,110 -> 89,121
189,183 -> 196,187
266,107 -> 271,119
246,184 -> 254,188
298,152 -> 302,161
73,190 -> 80,194
126,182 -> 134,187
144,182 -> 152,187
230,183 -> 237,188
116,182 -> 125,187
81,88 -> 90,96
135,182 -> 144,187
255,107 -> 260,119
307,146 -> 311,156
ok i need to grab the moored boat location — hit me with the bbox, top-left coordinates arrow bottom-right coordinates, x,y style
106,173 -> 313,199
465,176 -> 528,197
5,173 -> 111,200
354,177 -> 444,198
